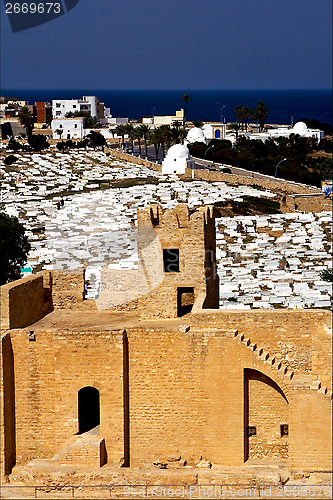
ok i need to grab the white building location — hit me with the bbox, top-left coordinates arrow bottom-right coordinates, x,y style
162,144 -> 194,175
246,121 -> 324,142
202,123 -> 228,140
52,96 -> 98,119
51,118 -> 85,140
184,127 -> 208,146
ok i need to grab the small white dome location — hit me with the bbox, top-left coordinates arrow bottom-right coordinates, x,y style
186,127 -> 206,144
293,121 -> 308,133
162,143 -> 194,175
165,144 -> 191,160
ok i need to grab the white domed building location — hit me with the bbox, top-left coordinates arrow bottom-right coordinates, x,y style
291,121 -> 309,134
248,121 -> 324,142
184,127 -> 207,146
162,144 -> 195,175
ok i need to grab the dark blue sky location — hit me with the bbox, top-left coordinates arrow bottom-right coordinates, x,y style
1,0 -> 332,90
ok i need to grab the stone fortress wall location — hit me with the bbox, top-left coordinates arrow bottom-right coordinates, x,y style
0,204 -> 332,487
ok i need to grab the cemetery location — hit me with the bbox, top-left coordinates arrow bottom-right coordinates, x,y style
1,146 -> 332,309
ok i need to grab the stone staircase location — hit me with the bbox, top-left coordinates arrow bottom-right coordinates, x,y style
51,426 -> 107,468
231,330 -> 333,401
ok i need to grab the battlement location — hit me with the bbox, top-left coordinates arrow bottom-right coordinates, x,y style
137,203 -> 214,230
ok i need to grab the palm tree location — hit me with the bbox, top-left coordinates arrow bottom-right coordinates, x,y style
137,124 -> 150,157
235,105 -> 247,131
227,123 -> 241,141
148,128 -> 162,162
124,123 -> 136,152
134,127 -> 143,156
115,124 -> 127,149
192,120 -> 204,128
170,122 -> 187,145
254,101 -> 269,132
181,94 -> 191,125
18,106 -> 34,137
242,107 -> 253,132
157,125 -> 174,158
56,128 -> 64,141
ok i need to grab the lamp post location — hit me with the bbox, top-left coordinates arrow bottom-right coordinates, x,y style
220,106 -> 226,139
275,158 -> 287,180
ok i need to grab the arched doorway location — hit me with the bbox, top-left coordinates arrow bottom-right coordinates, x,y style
78,386 -> 100,434
244,369 -> 289,461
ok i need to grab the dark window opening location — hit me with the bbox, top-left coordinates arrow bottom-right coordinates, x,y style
281,424 -> 288,437
177,287 -> 194,317
163,249 -> 179,273
247,426 -> 256,437
78,386 -> 100,434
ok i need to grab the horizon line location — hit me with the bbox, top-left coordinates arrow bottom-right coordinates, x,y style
1,88 -> 332,92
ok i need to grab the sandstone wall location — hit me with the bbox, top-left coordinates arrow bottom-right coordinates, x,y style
2,328 -> 124,468
0,275 -> 46,330
105,148 -> 161,173
50,269 -> 85,309
1,317 -> 331,475
191,309 -> 332,383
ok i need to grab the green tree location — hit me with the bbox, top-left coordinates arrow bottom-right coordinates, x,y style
27,134 -> 50,152
0,212 -> 31,285
242,107 -> 253,131
227,122 -> 241,141
18,106 -> 34,137
148,128 -> 162,162
192,120 -> 204,128
181,94 -> 191,125
170,121 -> 187,144
124,123 -> 136,152
137,124 -> 150,157
115,124 -> 127,149
134,126 -> 144,156
56,128 -> 64,141
311,156 -> 333,180
4,155 -> 18,166
7,138 -> 23,152
65,111 -> 97,128
254,101 -> 269,132
85,131 -> 107,149
235,106 -> 252,131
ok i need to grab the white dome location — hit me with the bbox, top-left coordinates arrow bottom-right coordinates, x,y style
293,121 -> 308,133
165,144 -> 191,160
186,127 -> 206,144
162,143 -> 194,175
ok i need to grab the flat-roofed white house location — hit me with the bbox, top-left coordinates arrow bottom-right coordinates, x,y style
52,96 -> 98,119
51,118 -> 85,140
162,144 -> 194,175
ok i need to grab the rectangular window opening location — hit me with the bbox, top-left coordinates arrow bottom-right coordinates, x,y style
177,287 -> 195,317
163,249 -> 179,273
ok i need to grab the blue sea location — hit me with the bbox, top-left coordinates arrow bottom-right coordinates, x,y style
2,89 -> 332,125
